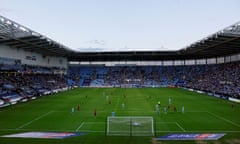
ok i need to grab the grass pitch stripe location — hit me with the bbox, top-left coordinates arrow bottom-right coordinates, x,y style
114,96 -> 121,112
16,111 -> 53,129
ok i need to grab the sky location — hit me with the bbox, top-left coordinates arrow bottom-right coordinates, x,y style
0,0 -> 240,52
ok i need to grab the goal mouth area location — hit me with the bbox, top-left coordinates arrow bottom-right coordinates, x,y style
106,116 -> 155,136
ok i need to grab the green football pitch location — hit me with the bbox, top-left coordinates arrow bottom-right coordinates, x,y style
0,88 -> 240,144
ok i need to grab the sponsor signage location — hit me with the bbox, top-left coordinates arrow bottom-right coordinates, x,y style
155,133 -> 225,140
1,132 -> 84,139
229,97 -> 240,103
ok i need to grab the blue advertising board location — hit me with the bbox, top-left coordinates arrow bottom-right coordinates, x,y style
155,133 -> 225,140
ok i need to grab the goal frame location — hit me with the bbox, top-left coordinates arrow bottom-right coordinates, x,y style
106,116 -> 155,136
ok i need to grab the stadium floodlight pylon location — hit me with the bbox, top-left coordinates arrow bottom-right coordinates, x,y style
106,116 -> 155,136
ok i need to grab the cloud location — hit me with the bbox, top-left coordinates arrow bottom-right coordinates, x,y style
87,39 -> 106,46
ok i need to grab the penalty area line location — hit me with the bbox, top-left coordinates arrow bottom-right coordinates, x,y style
16,111 -> 53,130
175,122 -> 186,132
207,111 -> 240,128
75,122 -> 84,132
1,128 -> 240,133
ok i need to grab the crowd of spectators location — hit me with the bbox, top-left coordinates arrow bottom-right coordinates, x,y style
182,61 -> 240,98
1,60 -> 239,108
0,64 -> 69,107
69,61 -> 240,99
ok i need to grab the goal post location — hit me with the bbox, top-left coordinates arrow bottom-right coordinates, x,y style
106,116 -> 155,136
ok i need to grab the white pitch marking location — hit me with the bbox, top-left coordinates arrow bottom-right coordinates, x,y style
16,111 -> 53,129
175,122 -> 186,132
1,128 -> 240,133
207,111 -> 240,128
156,122 -> 176,124
185,111 -> 208,113
83,122 -> 105,124
76,122 -> 85,131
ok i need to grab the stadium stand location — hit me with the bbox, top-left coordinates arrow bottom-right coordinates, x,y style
183,61 -> 240,98
0,64 -> 69,107
68,61 -> 240,99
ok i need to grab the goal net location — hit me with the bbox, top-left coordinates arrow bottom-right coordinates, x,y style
106,116 -> 154,136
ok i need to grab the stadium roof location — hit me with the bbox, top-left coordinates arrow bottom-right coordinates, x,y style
0,15 -> 240,61
0,15 -> 75,57
70,21 -> 240,61
178,21 -> 240,59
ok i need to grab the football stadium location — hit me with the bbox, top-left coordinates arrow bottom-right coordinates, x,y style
1,2 -> 240,144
